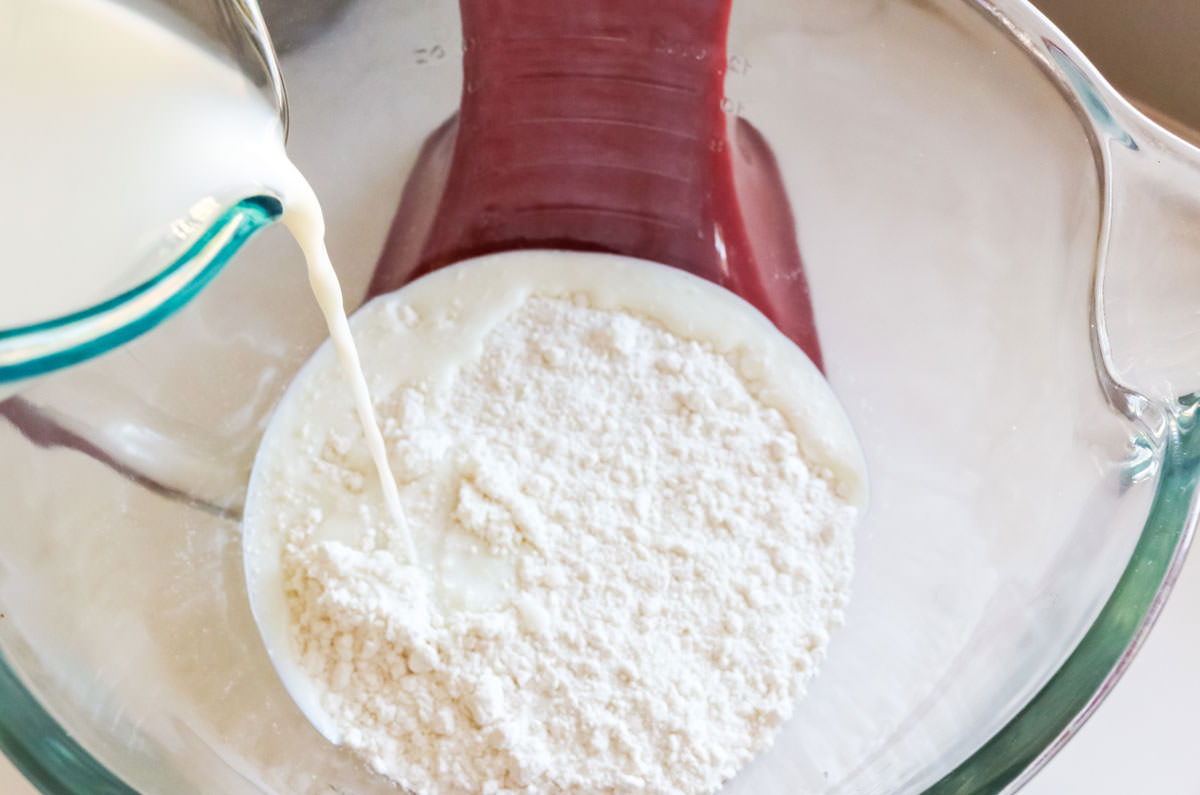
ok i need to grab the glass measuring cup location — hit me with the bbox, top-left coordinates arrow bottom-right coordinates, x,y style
0,0 -> 287,396
3,0 -> 1200,793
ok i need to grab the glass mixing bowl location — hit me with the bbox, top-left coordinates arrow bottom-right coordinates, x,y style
4,0 -> 1200,792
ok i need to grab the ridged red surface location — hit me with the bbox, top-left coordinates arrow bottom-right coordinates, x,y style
369,0 -> 822,369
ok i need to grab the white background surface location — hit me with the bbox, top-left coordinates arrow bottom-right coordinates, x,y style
2,1 -> 1197,793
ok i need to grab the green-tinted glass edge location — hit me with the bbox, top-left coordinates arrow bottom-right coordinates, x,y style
0,195 -> 282,794
0,196 -> 282,384
0,653 -> 136,795
927,403 -> 1200,794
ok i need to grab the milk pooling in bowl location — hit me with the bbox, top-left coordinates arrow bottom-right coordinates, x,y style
243,251 -> 866,793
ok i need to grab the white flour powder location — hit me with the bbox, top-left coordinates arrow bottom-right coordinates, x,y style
258,279 -> 858,793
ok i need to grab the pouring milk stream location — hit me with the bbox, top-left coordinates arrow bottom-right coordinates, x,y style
0,0 -> 413,555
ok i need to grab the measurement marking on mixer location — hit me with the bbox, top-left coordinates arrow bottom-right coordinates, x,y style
727,54 -> 752,74
413,45 -> 446,65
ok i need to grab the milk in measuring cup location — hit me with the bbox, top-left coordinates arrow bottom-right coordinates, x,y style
1,0 -> 276,327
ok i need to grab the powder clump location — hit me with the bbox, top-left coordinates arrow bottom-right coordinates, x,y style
276,295 -> 856,794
